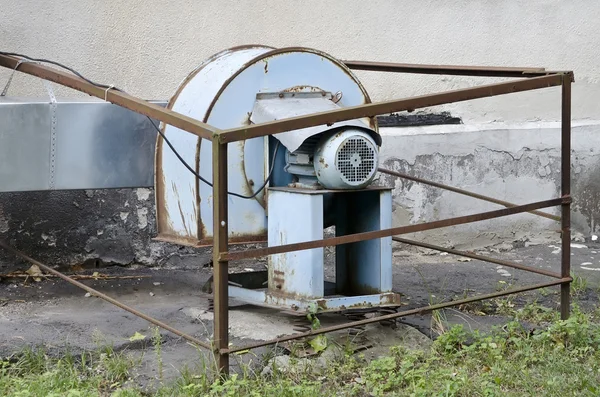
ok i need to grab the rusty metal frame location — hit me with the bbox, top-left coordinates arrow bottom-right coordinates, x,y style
0,53 -> 573,376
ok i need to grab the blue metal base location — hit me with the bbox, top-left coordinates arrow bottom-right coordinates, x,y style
226,186 -> 398,313
228,285 -> 400,313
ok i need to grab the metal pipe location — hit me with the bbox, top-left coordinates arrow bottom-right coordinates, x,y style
218,74 -> 563,143
0,239 -> 212,350
378,168 -> 560,222
561,77 -> 572,320
392,236 -> 562,278
342,60 -> 557,78
212,140 -> 230,373
222,278 -> 571,354
222,197 -> 566,261
0,54 -> 218,141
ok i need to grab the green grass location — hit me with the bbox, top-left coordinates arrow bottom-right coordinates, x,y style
0,345 -> 137,396
4,304 -> 600,396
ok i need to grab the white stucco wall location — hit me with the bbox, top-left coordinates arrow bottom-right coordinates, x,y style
1,0 -> 599,123
1,1 -> 600,251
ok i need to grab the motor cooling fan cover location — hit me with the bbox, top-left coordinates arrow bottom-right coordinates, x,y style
314,128 -> 379,189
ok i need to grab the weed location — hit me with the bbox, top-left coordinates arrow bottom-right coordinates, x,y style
152,326 -> 164,383
571,272 -> 588,296
4,301 -> 600,396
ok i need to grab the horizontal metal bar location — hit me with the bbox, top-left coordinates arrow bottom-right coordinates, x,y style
392,236 -> 562,278
219,74 -> 563,143
223,197 -> 565,261
343,60 -> 562,78
378,168 -> 560,222
0,239 -> 212,350
0,54 -> 218,141
223,277 -> 571,354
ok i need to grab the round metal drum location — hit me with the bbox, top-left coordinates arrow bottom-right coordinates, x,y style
155,46 -> 376,246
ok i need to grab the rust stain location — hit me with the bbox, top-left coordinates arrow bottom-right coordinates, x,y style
195,136 -> 202,240
156,170 -> 170,233
177,200 -> 191,237
348,301 -> 374,309
170,180 -> 191,237
283,85 -> 323,93
237,140 -> 260,200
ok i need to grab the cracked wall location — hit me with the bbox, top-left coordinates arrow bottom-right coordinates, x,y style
379,123 -> 600,249
0,188 -> 211,273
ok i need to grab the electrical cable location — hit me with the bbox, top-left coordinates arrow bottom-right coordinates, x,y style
0,50 -> 279,199
149,115 -> 280,200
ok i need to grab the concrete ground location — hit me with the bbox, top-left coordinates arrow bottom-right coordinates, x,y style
1,238 -> 599,381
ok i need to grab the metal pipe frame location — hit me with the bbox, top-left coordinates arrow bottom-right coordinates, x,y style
0,54 -> 572,376
377,168 -> 560,222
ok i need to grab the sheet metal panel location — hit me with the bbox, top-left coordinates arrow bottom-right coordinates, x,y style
156,46 -> 273,246
0,97 -> 164,192
267,189 -> 324,298
250,92 -> 376,153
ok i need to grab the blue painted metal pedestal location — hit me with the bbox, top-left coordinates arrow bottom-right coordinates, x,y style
227,186 -> 400,313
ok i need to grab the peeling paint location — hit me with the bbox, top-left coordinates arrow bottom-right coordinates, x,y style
0,206 -> 9,233
136,188 -> 151,201
137,208 -> 148,229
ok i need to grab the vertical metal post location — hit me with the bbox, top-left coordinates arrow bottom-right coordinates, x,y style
560,75 -> 572,320
212,139 -> 229,373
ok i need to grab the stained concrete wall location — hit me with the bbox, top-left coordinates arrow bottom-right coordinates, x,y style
379,122 -> 600,248
1,1 -> 599,269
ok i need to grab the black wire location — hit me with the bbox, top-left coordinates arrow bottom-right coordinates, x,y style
148,117 -> 280,199
0,51 -> 117,90
0,50 -> 279,199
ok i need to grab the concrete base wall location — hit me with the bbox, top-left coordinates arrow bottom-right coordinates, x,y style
1,123 -> 599,270
0,188 -> 210,272
379,122 -> 600,248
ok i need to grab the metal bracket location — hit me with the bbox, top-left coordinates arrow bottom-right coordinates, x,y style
43,81 -> 58,189
1,59 -> 33,96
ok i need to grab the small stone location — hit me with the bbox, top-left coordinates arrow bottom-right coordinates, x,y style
85,292 -> 91,298
571,232 -> 586,243
571,243 -> 588,249
495,242 -> 513,252
592,235 -> 598,242
149,292 -> 155,297
153,282 -> 161,286
538,166 -> 547,177
439,252 -> 449,256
